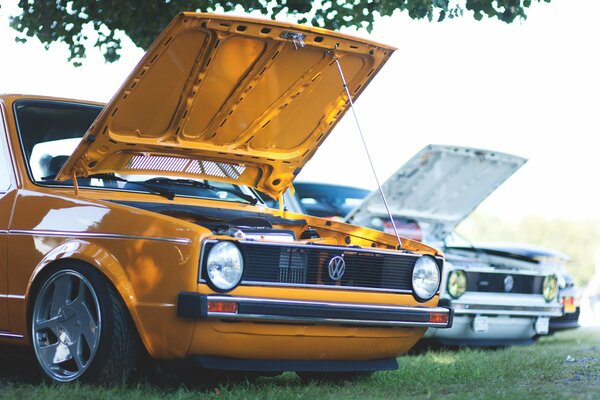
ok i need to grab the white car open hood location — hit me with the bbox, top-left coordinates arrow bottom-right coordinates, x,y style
346,144 -> 527,242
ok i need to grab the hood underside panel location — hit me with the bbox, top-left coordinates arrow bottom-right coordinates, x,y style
57,13 -> 394,197
346,145 -> 527,241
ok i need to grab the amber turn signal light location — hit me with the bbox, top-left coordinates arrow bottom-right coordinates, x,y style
429,312 -> 449,324
562,296 -> 574,306
207,301 -> 239,313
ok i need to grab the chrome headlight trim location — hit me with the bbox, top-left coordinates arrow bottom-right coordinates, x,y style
412,255 -> 441,302
205,241 -> 244,292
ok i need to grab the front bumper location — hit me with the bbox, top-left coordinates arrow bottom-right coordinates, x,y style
451,302 -> 563,317
177,293 -> 453,329
423,294 -> 563,345
424,314 -> 540,345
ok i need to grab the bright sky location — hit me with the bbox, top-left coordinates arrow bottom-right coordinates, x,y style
1,0 -> 599,220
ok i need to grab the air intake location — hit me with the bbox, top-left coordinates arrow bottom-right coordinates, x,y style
126,155 -> 246,179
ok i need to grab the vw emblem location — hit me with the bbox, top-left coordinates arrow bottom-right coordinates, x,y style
328,256 -> 346,281
504,275 -> 514,292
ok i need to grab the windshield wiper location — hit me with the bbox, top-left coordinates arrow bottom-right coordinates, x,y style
143,177 -> 258,205
87,173 -> 176,200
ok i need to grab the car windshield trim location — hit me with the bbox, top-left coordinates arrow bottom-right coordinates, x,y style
40,172 -> 176,200
13,98 -> 102,185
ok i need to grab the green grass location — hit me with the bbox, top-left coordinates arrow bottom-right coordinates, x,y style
1,328 -> 599,399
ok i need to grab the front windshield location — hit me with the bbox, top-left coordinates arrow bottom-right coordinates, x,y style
14,100 -> 261,204
293,183 -> 370,218
444,232 -> 476,247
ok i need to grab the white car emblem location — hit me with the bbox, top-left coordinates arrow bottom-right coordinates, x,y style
328,256 -> 346,281
504,275 -> 514,292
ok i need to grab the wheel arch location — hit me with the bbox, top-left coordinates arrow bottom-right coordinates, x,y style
25,239 -> 153,355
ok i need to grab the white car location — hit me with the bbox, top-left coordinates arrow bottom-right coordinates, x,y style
469,242 -> 580,333
341,145 -> 565,346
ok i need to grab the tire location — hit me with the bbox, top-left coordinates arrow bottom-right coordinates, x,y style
31,261 -> 139,384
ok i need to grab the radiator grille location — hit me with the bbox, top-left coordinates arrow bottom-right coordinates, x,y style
201,241 -> 443,293
465,272 -> 543,295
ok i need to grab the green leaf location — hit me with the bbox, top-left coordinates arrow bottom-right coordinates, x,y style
7,0 -> 555,64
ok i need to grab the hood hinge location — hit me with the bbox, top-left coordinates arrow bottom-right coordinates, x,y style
281,31 -> 306,49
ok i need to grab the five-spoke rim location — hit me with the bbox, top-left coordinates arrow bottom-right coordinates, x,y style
32,269 -> 102,382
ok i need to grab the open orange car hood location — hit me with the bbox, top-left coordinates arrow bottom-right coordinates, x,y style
57,13 -> 394,198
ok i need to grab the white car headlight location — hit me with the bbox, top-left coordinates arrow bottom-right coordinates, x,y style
543,275 -> 558,302
412,255 -> 441,301
447,270 -> 467,299
206,241 -> 244,291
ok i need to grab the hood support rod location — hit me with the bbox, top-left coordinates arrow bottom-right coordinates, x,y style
331,54 -> 402,249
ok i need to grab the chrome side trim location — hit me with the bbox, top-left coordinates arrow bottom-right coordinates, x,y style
0,294 -> 26,300
235,239 -> 423,257
0,229 -> 8,234
0,332 -> 24,339
239,280 -> 413,295
205,295 -> 451,328
208,313 -> 449,328
8,229 -> 192,245
452,303 -> 563,317
210,295 -> 435,311
136,302 -> 176,308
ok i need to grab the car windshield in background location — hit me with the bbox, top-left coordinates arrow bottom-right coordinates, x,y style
293,182 -> 370,218
13,100 -> 259,204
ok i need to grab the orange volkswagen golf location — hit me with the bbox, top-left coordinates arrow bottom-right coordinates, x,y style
0,13 -> 451,384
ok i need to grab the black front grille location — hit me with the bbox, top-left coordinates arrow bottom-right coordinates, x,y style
201,241 -> 443,293
466,272 -> 543,295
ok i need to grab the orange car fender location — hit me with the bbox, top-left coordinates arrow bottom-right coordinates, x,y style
24,239 -> 153,353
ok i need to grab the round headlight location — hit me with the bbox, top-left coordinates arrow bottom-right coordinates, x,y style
206,242 -> 244,291
543,275 -> 558,302
447,270 -> 467,299
412,256 -> 441,301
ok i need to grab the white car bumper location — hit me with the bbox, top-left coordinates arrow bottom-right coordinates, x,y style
424,293 -> 562,345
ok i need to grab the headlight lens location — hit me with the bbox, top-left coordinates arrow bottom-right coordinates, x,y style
412,255 -> 441,301
543,275 -> 558,302
206,242 -> 244,291
447,270 -> 468,299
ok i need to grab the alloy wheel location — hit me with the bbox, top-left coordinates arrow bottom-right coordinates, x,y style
32,269 -> 102,382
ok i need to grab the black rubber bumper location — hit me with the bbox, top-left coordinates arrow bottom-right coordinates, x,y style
177,292 -> 453,329
549,307 -> 581,332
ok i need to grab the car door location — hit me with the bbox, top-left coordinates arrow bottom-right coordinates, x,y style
0,112 -> 13,332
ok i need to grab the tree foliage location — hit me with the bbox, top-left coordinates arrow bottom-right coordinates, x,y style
5,0 -> 551,65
